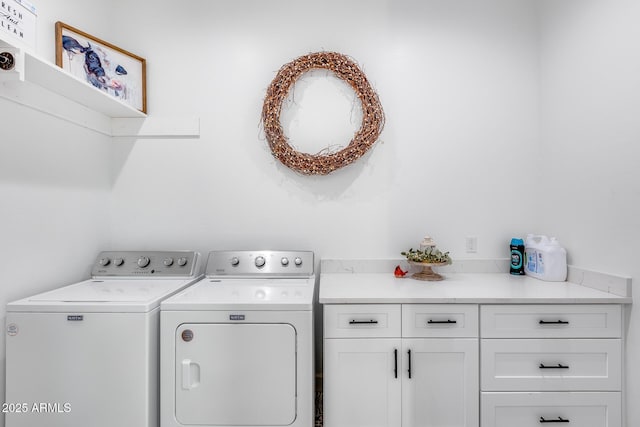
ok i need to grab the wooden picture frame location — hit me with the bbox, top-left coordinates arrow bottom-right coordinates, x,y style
55,21 -> 147,113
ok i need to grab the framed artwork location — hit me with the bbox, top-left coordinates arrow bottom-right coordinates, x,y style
55,21 -> 147,113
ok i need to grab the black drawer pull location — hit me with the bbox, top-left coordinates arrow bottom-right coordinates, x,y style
539,363 -> 570,369
427,319 -> 457,324
349,319 -> 378,325
539,416 -> 569,423
539,320 -> 570,325
407,349 -> 412,379
394,349 -> 398,379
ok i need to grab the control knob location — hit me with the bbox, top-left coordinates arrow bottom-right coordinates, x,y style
137,256 -> 151,268
177,257 -> 188,267
163,258 -> 174,266
113,258 -> 124,266
255,256 -> 266,268
281,257 -> 289,266
294,257 -> 303,266
231,257 -> 240,266
99,257 -> 110,267
0,52 -> 15,71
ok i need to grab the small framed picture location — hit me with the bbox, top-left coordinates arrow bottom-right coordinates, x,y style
55,21 -> 147,113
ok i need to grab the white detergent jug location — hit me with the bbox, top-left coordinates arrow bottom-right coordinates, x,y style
524,235 -> 567,282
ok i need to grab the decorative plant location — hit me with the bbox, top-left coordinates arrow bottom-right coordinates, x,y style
401,247 -> 452,264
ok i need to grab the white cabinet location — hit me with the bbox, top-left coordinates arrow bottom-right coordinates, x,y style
480,304 -> 622,338
402,339 -> 478,427
403,304 -> 478,338
482,392 -> 621,427
319,267 -> 630,427
323,304 -> 479,427
480,305 -> 623,427
481,338 -> 621,391
323,338 -> 402,427
324,304 -> 401,339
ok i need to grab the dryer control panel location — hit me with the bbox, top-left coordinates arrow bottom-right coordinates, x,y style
206,250 -> 314,278
91,251 -> 201,278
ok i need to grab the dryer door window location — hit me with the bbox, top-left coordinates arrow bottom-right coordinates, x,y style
175,323 -> 297,426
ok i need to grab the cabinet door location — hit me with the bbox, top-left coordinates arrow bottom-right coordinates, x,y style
402,339 -> 479,427
324,338 -> 402,427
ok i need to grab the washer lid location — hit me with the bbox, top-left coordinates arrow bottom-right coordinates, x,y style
7,277 -> 202,313
161,277 -> 316,311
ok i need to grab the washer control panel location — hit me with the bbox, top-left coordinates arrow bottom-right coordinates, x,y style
91,251 -> 200,278
206,250 -> 314,277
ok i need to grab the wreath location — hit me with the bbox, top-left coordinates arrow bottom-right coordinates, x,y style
261,52 -> 385,175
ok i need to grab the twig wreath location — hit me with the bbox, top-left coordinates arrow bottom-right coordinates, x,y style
262,52 -> 385,175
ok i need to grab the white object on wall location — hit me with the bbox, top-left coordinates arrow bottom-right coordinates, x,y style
0,0 -> 37,51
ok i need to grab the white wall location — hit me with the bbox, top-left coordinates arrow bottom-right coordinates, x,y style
538,0 -> 640,424
107,0 -> 540,259
0,102 -> 112,418
0,3 -> 116,418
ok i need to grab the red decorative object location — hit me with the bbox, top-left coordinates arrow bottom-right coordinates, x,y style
394,265 -> 408,278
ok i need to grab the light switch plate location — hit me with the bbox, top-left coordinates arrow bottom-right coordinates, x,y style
465,236 -> 478,253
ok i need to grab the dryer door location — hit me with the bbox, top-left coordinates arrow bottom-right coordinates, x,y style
175,323 -> 297,426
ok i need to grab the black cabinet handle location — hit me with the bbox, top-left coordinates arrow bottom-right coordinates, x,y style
427,319 -> 457,324
407,349 -> 412,379
394,349 -> 398,379
539,416 -> 569,423
539,320 -> 569,325
349,319 -> 378,325
539,363 -> 570,369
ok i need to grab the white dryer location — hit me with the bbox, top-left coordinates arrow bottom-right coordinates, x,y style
5,250 -> 203,427
161,250 -> 315,427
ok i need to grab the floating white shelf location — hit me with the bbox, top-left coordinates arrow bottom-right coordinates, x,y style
0,39 -> 199,138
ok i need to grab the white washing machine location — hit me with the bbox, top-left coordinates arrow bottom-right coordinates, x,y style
5,250 -> 203,427
161,250 -> 315,427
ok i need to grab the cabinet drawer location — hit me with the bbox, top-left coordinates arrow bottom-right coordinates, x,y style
481,339 -> 621,391
324,305 -> 401,338
402,304 -> 478,337
480,305 -> 621,338
481,392 -> 621,427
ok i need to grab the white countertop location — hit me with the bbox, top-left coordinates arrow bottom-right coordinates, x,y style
319,261 -> 632,304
